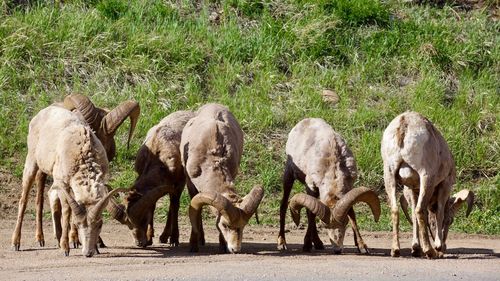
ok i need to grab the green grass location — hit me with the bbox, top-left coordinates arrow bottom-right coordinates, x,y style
0,0 -> 498,235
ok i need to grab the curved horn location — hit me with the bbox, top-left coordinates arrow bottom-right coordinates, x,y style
101,100 -> 140,148
331,187 -> 381,227
450,189 -> 475,217
126,185 -> 170,225
399,194 -> 412,225
289,193 -> 331,226
58,188 -> 86,221
239,185 -> 264,221
89,187 -> 129,221
63,94 -> 100,129
107,199 -> 128,224
189,192 -> 241,225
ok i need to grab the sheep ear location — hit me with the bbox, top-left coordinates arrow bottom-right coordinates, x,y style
449,189 -> 474,217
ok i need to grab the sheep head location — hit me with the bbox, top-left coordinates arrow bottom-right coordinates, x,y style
400,189 -> 474,247
58,187 -> 127,257
63,94 -> 140,161
289,187 -> 380,253
106,184 -> 168,247
189,185 -> 264,253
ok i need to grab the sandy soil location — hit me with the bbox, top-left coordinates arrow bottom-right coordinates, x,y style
1,219 -> 499,281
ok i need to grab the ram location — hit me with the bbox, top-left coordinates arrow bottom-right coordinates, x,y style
278,118 -> 380,254
381,111 -> 474,258
27,94 -> 139,249
11,105 -> 125,257
181,103 -> 264,254
107,110 -> 195,247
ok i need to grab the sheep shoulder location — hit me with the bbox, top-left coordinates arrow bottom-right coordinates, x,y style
286,118 -> 357,189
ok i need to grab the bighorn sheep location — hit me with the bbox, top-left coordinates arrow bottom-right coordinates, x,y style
381,111 -> 474,258
27,94 -> 139,249
278,118 -> 381,254
11,105 -> 126,257
107,110 -> 195,247
181,103 -> 264,253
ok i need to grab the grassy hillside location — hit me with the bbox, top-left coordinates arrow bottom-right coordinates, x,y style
0,0 -> 498,234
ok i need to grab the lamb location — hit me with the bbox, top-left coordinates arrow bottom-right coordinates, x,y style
107,110 -> 195,247
277,118 -> 381,254
11,105 -> 126,257
181,103 -> 264,253
381,111 -> 474,258
29,94 -> 140,248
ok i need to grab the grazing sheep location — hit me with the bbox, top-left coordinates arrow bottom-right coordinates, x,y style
31,94 -> 140,248
381,111 -> 474,258
107,110 -> 195,247
12,105 -> 126,257
181,103 -> 264,254
278,118 -> 381,254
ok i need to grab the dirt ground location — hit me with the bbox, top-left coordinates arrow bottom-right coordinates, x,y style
1,169 -> 499,280
1,219 -> 499,281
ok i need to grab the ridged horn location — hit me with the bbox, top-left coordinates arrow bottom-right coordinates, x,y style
189,192 -> 241,225
89,187 -> 129,222
107,198 -> 128,224
127,185 -> 170,225
101,100 -> 140,148
239,185 -> 264,221
331,187 -> 381,226
449,189 -> 475,217
63,94 -> 100,129
289,193 -> 331,226
58,188 -> 86,221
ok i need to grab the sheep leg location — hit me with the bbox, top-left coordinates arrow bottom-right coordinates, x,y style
69,222 -> 80,248
384,166 -> 400,257
48,188 -> 62,245
277,165 -> 294,251
415,175 -> 437,259
302,189 -> 324,252
160,190 -> 181,246
35,171 -> 47,247
407,187 -> 422,257
12,156 -> 38,251
187,178 -> 205,246
188,179 -> 205,252
348,208 -> 369,254
434,180 -> 451,257
146,208 -> 155,246
59,193 -> 71,256
218,232 -> 228,254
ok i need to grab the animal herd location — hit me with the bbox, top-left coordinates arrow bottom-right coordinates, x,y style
11,94 -> 474,259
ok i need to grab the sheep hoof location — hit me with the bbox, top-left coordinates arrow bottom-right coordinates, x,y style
39,240 -> 45,247
391,248 -> 400,257
146,239 -> 153,246
302,244 -> 313,252
169,240 -> 179,247
424,248 -> 437,259
219,245 -> 228,254
277,243 -> 288,251
189,244 -> 199,253
64,250 -> 70,257
159,234 -> 169,244
411,245 -> 423,257
72,242 -> 80,249
277,236 -> 288,251
437,251 -> 444,259
12,244 -> 20,251
314,243 -> 325,250
359,245 -> 369,254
